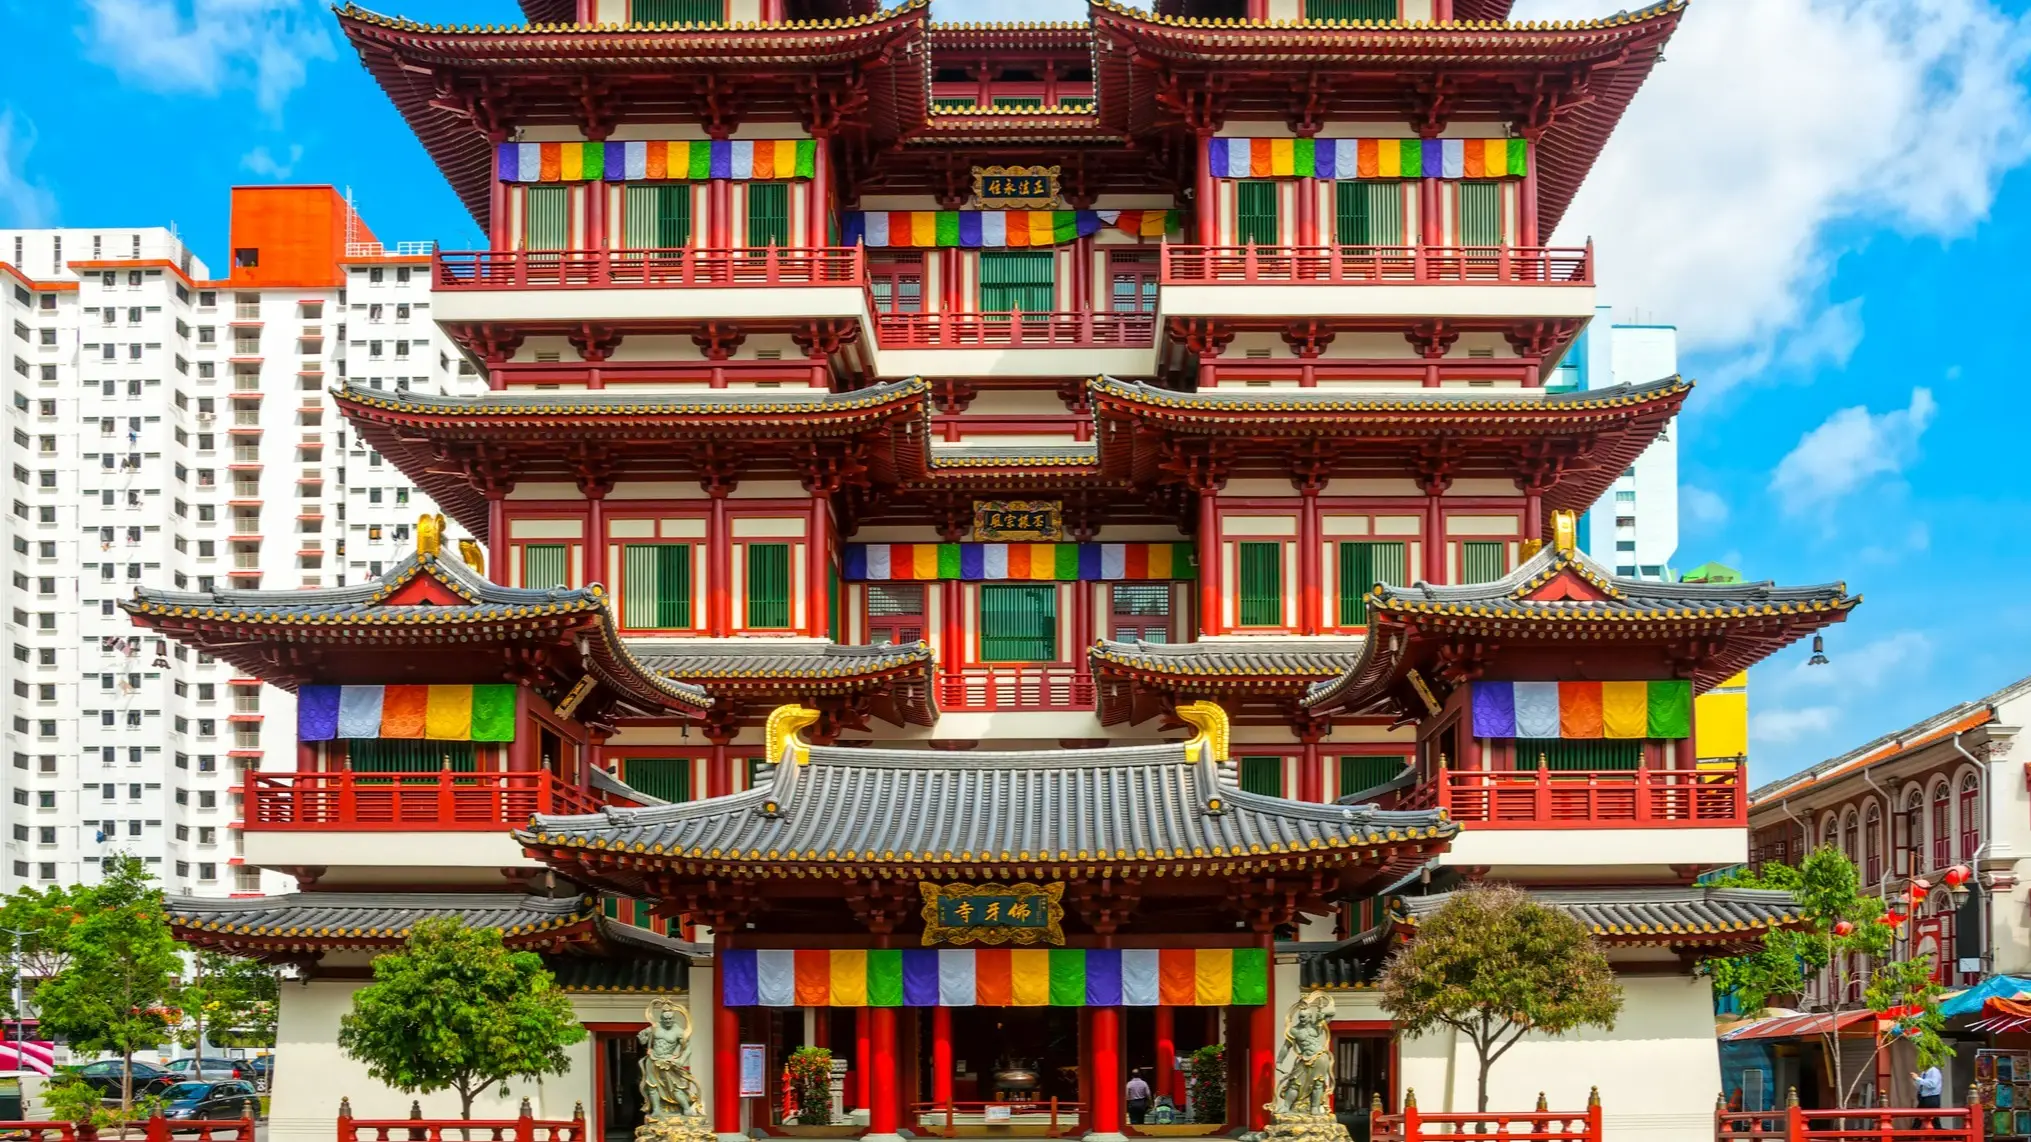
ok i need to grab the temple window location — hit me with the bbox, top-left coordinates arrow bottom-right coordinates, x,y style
348,739 -> 480,773
1511,739 -> 1641,771
865,584 -> 925,645
978,584 -> 1056,662
1335,540 -> 1407,626
1238,755 -> 1283,796
979,252 -> 1054,313
1108,253 -> 1158,314
620,543 -> 694,631
520,544 -> 569,590
523,186 -> 569,251
869,256 -> 923,314
1459,540 -> 1507,584
1455,180 -> 1506,247
1235,541 -> 1284,628
1339,754 -> 1409,798
1235,181 -> 1279,246
746,182 -> 791,248
1108,584 -> 1170,643
632,0 -> 724,21
621,757 -> 692,803
1335,181 -> 1409,247
625,184 -> 691,249
1306,0 -> 1396,17
743,543 -> 793,630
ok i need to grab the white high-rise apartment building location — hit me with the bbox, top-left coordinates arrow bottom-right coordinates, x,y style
1,186 -> 477,897
1550,304 -> 1681,580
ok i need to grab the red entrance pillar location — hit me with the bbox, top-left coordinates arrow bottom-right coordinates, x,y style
1153,1006 -> 1177,1106
713,947 -> 741,1137
853,1008 -> 872,1113
931,1007 -> 954,1112
1089,1006 -> 1125,1138
1248,939 -> 1276,1133
869,1006 -> 900,1137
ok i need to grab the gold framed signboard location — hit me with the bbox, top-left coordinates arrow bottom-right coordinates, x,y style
973,500 -> 1062,541
920,882 -> 1065,946
973,165 -> 1061,210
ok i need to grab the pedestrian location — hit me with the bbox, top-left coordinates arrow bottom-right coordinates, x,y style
1126,1070 -> 1152,1126
1912,1064 -> 1944,1130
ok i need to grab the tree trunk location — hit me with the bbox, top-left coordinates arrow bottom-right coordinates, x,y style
121,1051 -> 134,1113
1476,1046 -> 1491,1113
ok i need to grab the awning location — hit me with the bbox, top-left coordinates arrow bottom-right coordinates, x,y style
1722,1010 -> 1875,1041
1970,995 -> 2031,1034
1939,974 -> 2031,1018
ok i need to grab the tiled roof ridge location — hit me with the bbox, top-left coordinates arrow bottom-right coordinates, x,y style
337,0 -> 928,35
1748,671 -> 2031,803
1087,0 -> 1684,33
1089,373 -> 1693,414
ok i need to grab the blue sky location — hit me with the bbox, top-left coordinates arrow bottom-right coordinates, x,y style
3,0 -> 2030,783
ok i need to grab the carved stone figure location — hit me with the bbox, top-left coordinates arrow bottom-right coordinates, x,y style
1273,991 -> 1336,1117
635,998 -> 711,1142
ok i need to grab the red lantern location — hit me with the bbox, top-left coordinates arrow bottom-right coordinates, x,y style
1833,921 -> 1855,936
1908,884 -> 1929,904
1880,911 -> 1907,927
1944,865 -> 1973,887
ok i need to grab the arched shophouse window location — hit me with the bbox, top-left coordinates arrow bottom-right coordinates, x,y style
1822,815 -> 1840,853
1842,809 -> 1860,867
1931,781 -> 1952,869
1896,787 -> 1924,876
1863,803 -> 1884,885
1959,773 -> 1981,861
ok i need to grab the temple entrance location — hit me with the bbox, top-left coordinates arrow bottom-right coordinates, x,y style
597,1031 -> 647,1142
916,1007 -> 1083,1135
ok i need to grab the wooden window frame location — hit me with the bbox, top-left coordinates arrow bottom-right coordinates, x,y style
864,583 -> 928,646
974,582 -> 1062,665
605,509 -> 709,636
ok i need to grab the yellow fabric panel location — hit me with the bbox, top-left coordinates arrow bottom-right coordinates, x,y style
422,685 -> 473,740
829,950 -> 868,1005
1146,545 -> 1173,579
912,545 -> 939,579
1601,681 -> 1650,739
1009,949 -> 1051,1006
1194,948 -> 1233,1005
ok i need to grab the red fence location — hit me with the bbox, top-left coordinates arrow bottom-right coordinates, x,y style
938,668 -> 1095,712
910,1100 -> 1085,1137
0,1117 -> 254,1142
1423,765 -> 1745,828
1372,1094 -> 1601,1142
338,1100 -> 584,1142
433,248 -> 864,290
1162,244 -> 1592,286
245,771 -> 600,830
1715,1105 -> 1980,1142
876,311 -> 1156,349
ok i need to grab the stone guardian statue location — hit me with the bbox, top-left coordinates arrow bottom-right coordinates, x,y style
636,998 -> 712,1142
1265,991 -> 1349,1142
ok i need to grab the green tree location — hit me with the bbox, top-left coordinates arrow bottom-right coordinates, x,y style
337,917 -> 586,1120
179,952 -> 279,1050
31,856 -> 182,1111
0,882 -> 94,1019
1379,883 -> 1623,1112
1185,1043 -> 1225,1125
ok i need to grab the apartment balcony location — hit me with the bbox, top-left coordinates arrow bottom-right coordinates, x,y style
1158,243 -> 1595,324
431,247 -> 870,330
874,310 -> 1159,378
1404,763 -> 1747,873
937,666 -> 1095,713
241,770 -> 596,874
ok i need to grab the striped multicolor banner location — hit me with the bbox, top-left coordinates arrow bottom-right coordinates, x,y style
842,209 -> 1180,249
721,947 -> 1268,1008
1207,137 -> 1529,180
1470,680 -> 1692,740
296,684 -> 518,743
843,543 -> 1195,582
495,140 -> 818,183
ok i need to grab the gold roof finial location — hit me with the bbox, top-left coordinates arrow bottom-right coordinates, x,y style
457,538 -> 485,574
1175,700 -> 1229,762
417,512 -> 446,558
1551,509 -> 1578,554
765,704 -> 821,767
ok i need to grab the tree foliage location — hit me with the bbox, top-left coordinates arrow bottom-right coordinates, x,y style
1186,1044 -> 1225,1125
337,917 -> 586,1119
178,953 -> 279,1050
1379,884 -> 1623,1112
38,1072 -> 167,1127
0,883 -> 92,1010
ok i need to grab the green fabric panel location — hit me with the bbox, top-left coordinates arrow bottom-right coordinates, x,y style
1293,137 -> 1315,178
1508,138 -> 1530,177
621,758 -> 691,803
1399,138 -> 1422,178
795,139 -> 817,180
1647,680 -> 1692,738
469,685 -> 518,742
1053,212 -> 1079,244
937,544 -> 962,579
686,144 -> 712,180
1049,948 -> 1086,1006
866,949 -> 904,1007
580,143 -> 604,181
936,211 -> 961,247
1053,544 -> 1080,580
1172,543 -> 1198,580
1239,756 -> 1281,796
1229,948 -> 1268,1005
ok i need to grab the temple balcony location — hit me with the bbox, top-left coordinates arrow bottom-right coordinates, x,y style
430,247 -> 872,330
1158,243 -> 1596,324
937,666 -> 1096,713
872,310 -> 1158,378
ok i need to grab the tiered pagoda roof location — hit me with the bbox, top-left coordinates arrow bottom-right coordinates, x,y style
631,640 -> 938,727
121,548 -> 710,720
1091,637 -> 1364,726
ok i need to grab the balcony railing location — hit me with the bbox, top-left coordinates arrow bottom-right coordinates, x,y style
938,667 -> 1095,712
1716,1105 -> 1978,1142
1403,764 -> 1745,828
876,311 -> 1156,349
1161,244 -> 1593,286
245,769 -> 599,830
1373,1099 -> 1601,1142
434,248 -> 865,290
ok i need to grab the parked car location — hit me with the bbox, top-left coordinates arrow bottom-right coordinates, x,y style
240,1056 -> 272,1090
68,1058 -> 174,1098
158,1080 -> 260,1124
162,1058 -> 249,1083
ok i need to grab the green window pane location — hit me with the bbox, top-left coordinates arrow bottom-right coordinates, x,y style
1237,541 -> 1283,628
979,251 -> 1054,313
622,543 -> 692,630
1514,740 -> 1642,772
1458,181 -> 1504,247
521,544 -> 568,590
1239,756 -> 1282,797
1236,181 -> 1279,246
625,184 -> 690,249
1336,181 -> 1405,246
1057,96 -> 1096,111
621,757 -> 692,803
1461,541 -> 1506,585
980,584 -> 1057,663
522,186 -> 569,251
1306,0 -> 1396,17
1339,755 -> 1410,798
990,97 -> 1045,109
1337,541 -> 1405,625
348,740 -> 476,773
632,0 -> 724,22
745,543 -> 792,630
747,182 -> 790,248
932,97 -> 980,111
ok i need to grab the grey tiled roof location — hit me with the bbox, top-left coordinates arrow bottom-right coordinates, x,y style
336,377 -> 927,418
128,549 -> 585,617
629,639 -> 934,681
167,891 -> 594,941
525,740 -> 1454,866
1395,886 -> 1803,940
1092,637 -> 1365,679
1748,672 -> 2031,803
592,764 -> 667,806
1090,374 -> 1691,414
928,441 -> 1101,469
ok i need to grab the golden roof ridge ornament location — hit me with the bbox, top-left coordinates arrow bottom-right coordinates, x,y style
417,512 -> 447,558
766,704 -> 821,768
1175,700 -> 1229,763
1551,508 -> 1578,554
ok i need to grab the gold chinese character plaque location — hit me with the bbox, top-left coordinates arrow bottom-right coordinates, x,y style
972,165 -> 1062,210
919,882 -> 1065,946
973,500 -> 1063,541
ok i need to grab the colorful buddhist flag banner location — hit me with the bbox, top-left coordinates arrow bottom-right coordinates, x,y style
721,946 -> 1268,1007
1469,680 -> 1692,740
296,684 -> 519,742
1206,137 -> 1529,181
841,210 -> 1181,249
843,543 -> 1197,582
495,140 -> 818,183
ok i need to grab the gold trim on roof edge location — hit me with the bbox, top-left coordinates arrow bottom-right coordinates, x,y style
338,0 -> 928,36
1087,0 -> 1683,34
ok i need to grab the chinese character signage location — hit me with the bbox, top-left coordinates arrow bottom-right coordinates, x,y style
919,882 -> 1065,946
973,165 -> 1061,210
973,500 -> 1062,541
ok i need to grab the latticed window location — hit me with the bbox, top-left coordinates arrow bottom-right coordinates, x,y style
621,757 -> 691,803
979,585 -> 1056,662
1931,782 -> 1951,867
747,183 -> 791,247
1337,541 -> 1405,625
1235,181 -> 1279,246
625,184 -> 690,248
1336,181 -> 1406,246
1513,740 -> 1642,771
1460,541 -> 1506,584
621,543 -> 692,630
1305,0 -> 1396,19
745,543 -> 792,629
1340,755 -> 1409,798
979,252 -> 1054,313
1109,253 -> 1158,314
1864,804 -> 1884,884
1110,584 -> 1170,643
348,739 -> 477,774
631,0 -> 724,23
1960,774 -> 1981,861
520,545 -> 568,590
871,257 -> 923,313
1237,542 -> 1283,628
522,186 -> 569,251
1895,791 -> 1922,876
1238,756 -> 1283,797
1456,181 -> 1505,246
867,584 -> 925,645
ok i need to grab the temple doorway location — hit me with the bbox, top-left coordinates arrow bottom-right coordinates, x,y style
598,1030 -> 647,1142
937,1007 -> 1082,1107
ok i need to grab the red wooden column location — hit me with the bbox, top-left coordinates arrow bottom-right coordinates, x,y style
708,491 -> 731,637
1296,481 -> 1321,635
1519,142 -> 1539,248
1247,936 -> 1276,1134
808,495 -> 832,638
853,1008 -> 873,1114
586,182 -> 606,251
868,1006 -> 900,1138
713,936 -> 742,1138
486,497 -> 508,581
807,132 -> 832,249
1089,1005 -> 1125,1138
584,489 -> 607,586
489,181 -> 509,250
1423,489 -> 1446,584
1197,489 -> 1221,636
1153,1005 -> 1177,1108
1195,130 -> 1217,246
931,1007 -> 953,1112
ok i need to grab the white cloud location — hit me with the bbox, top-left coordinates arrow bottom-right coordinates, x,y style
0,110 -> 56,230
1680,485 -> 1730,528
1769,387 -> 1936,512
79,0 -> 335,116
1751,706 -> 1839,746
1519,0 -> 2031,378
1750,630 -> 1934,755
240,144 -> 304,179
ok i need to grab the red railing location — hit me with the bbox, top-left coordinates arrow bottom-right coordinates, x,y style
1428,765 -> 1746,828
876,311 -> 1156,348
911,1100 -> 1084,1137
433,247 -> 865,290
1372,1095 -> 1601,1142
1161,244 -> 1592,286
339,1100 -> 584,1142
938,668 -> 1096,712
0,1116 -> 255,1141
1715,1105 -> 1980,1142
246,770 -> 600,831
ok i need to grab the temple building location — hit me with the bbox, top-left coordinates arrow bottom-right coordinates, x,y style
133,2 -> 1863,1142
